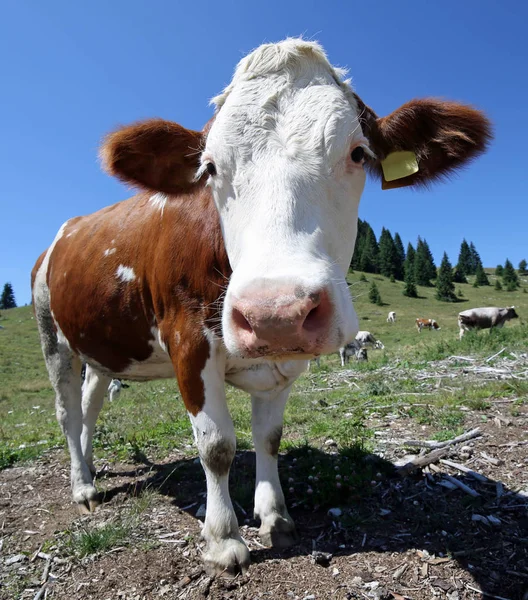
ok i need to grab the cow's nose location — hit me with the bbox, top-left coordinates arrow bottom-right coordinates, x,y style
229,285 -> 333,356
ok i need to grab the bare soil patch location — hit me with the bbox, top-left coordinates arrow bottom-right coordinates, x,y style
1,403 -> 527,600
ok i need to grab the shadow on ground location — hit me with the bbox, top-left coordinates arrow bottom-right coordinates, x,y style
98,445 -> 528,599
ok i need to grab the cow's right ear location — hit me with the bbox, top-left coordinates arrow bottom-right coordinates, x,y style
100,119 -> 205,195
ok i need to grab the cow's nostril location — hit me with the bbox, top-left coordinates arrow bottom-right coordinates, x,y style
232,307 -> 253,334
303,305 -> 322,332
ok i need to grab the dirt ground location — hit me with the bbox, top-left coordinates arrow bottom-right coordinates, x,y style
1,403 -> 527,600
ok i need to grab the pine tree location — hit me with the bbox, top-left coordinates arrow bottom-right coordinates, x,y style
495,279 -> 502,291
436,253 -> 457,302
0,283 -> 16,309
358,225 -> 379,274
474,263 -> 490,286
414,238 -> 435,286
368,282 -> 382,305
469,242 -> 482,275
503,259 -> 520,291
350,219 -> 367,270
378,228 -> 398,278
519,259 -> 528,275
452,266 -> 468,284
403,243 -> 418,297
393,233 -> 406,280
456,239 -> 473,276
495,265 -> 504,277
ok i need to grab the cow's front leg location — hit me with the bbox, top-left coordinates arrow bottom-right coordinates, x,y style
174,334 -> 249,577
252,387 -> 297,548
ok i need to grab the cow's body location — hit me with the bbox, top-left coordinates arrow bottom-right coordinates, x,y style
32,39 -> 490,577
416,318 -> 440,332
387,311 -> 396,323
339,331 -> 383,365
339,340 -> 365,366
458,306 -> 518,339
355,331 -> 384,350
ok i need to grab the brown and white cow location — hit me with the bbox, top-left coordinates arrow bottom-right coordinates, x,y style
32,39 -> 490,576
416,318 -> 441,332
458,306 -> 518,339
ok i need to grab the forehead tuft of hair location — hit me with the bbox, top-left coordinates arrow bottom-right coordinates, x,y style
212,38 -> 351,108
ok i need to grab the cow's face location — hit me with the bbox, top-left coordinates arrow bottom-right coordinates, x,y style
507,307 -> 519,320
202,41 -> 365,358
100,39 -> 491,360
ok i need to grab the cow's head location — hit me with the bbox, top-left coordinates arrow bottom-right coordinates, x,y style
506,307 -> 519,320
101,39 -> 491,360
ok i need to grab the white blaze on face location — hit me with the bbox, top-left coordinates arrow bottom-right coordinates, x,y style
202,40 -> 365,356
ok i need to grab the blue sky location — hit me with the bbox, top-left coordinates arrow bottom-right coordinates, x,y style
2,1 -> 527,305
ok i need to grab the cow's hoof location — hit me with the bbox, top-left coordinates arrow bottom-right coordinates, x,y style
73,484 -> 100,514
203,538 -> 250,578
259,515 -> 298,548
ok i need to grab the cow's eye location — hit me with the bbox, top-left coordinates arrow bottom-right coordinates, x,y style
351,146 -> 365,163
206,162 -> 217,176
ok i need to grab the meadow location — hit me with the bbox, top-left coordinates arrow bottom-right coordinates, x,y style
1,271 -> 527,599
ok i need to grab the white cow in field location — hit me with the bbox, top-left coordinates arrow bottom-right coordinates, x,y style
339,331 -> 384,366
387,311 -> 396,323
355,331 -> 385,349
458,306 -> 519,339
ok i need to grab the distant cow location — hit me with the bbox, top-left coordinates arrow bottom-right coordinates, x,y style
387,311 -> 396,323
339,340 -> 368,365
416,318 -> 440,332
458,306 -> 518,339
355,331 -> 385,349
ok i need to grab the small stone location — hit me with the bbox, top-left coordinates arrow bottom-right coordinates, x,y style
332,567 -> 340,576
325,439 -> 337,447
4,554 -> 26,566
327,508 -> 342,518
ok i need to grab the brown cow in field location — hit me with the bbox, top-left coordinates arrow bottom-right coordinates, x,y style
416,318 -> 441,332
458,306 -> 518,339
32,39 -> 490,576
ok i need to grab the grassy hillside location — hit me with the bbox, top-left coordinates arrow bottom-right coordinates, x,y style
1,271 -> 527,470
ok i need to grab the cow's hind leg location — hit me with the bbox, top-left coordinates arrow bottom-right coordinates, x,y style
34,286 -> 99,514
252,387 -> 297,548
81,365 -> 111,476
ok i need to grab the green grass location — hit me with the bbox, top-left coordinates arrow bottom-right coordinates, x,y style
1,272 -> 527,473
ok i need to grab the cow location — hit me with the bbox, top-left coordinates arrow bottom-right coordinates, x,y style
387,311 -> 396,323
416,318 -> 441,332
31,39 -> 490,577
82,364 -> 127,402
355,330 -> 385,349
339,340 -> 368,365
458,306 -> 518,339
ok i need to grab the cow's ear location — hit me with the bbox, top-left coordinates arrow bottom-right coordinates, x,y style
100,119 -> 205,195
354,96 -> 492,189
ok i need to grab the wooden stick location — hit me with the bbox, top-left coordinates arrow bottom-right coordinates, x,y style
397,447 -> 449,476
486,347 -> 507,362
404,428 -> 481,449
438,459 -> 489,483
443,475 -> 479,497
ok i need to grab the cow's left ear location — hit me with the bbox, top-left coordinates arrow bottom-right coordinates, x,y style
100,119 -> 205,195
354,96 -> 492,189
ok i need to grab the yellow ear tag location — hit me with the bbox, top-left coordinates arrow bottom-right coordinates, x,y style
381,151 -> 419,182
